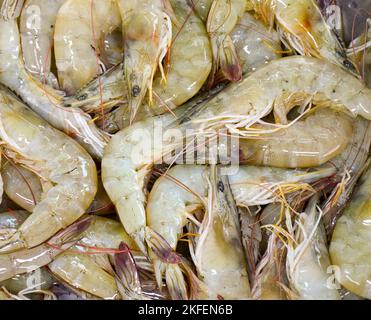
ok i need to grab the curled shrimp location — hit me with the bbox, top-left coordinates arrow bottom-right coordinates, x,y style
117,0 -> 174,123
285,196 -> 341,300
329,163 -> 371,300
206,0 -> 246,82
0,18 -> 108,159
0,87 -> 98,253
54,0 -> 121,94
20,0 -> 65,87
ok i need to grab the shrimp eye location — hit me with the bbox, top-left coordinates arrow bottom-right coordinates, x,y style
343,59 -> 354,70
77,93 -> 88,101
218,181 -> 225,192
132,85 -> 141,97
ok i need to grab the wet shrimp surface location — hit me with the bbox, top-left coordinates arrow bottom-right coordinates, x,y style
0,0 -> 370,300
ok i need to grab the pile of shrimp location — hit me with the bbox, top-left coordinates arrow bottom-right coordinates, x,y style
0,0 -> 370,300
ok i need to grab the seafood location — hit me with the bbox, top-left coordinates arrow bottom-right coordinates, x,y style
206,0 -> 246,82
102,113 -> 175,254
330,164 -> 371,299
0,18 -> 109,159
248,0 -> 352,70
231,11 -> 282,75
191,166 -> 251,299
20,0 -> 65,87
49,216 -> 145,300
0,218 -> 90,282
117,0 -> 173,123
54,0 -> 121,94
191,0 -> 213,21
0,87 -> 97,253
285,196 -> 341,300
146,164 -> 334,298
67,0 -> 212,131
0,0 -> 23,19
239,108 -> 354,168
2,161 -> 113,216
322,118 -> 371,234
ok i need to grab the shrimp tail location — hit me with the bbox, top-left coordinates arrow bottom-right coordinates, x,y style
165,264 -> 188,300
218,36 -> 243,82
114,242 -> 144,300
0,216 -> 91,254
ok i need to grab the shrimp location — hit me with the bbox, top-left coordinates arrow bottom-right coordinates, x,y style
206,0 -> 246,82
102,113 -> 176,254
54,0 -> 121,94
228,165 -> 336,207
191,0 -> 213,21
146,164 -> 334,298
322,118 -> 371,235
329,164 -> 371,299
191,166 -> 251,299
20,0 -> 65,87
117,0 -> 173,123
0,210 -> 55,295
69,0 -> 212,128
2,161 -> 114,216
103,55 -> 370,252
239,108 -> 354,168
0,18 -> 108,159
250,0 -> 352,71
285,196 -> 341,300
0,218 -> 90,282
49,216 -> 151,300
231,11 -> 282,75
0,87 -> 98,253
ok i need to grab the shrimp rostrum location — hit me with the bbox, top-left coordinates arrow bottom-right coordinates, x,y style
0,86 -> 97,253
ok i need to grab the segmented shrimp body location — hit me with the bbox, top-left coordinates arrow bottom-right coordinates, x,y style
0,88 -> 97,253
54,0 -> 121,94
20,0 -> 65,87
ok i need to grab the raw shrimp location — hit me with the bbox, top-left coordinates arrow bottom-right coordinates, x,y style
0,18 -> 108,159
65,0 -> 212,128
0,218 -> 90,282
20,0 -> 65,87
250,0 -> 352,70
231,11 -> 282,75
49,216 -> 143,300
0,210 -> 55,294
0,88 -> 97,253
102,113 -> 175,254
228,165 -> 336,207
239,108 -> 354,168
191,166 -> 251,299
329,164 -> 371,299
117,0 -> 173,123
54,0 -> 121,94
103,55 -> 371,254
2,162 -> 113,216
206,0 -> 246,82
322,118 -> 371,234
285,196 -> 341,300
